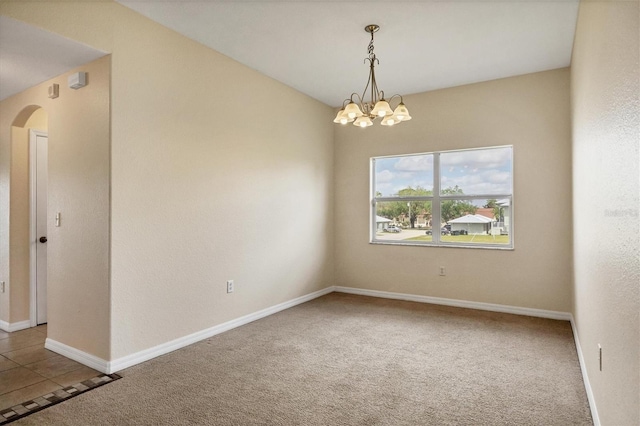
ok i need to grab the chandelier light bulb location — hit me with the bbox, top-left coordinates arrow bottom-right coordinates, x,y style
344,101 -> 363,119
354,116 -> 373,127
371,100 -> 393,117
393,103 -> 412,121
381,115 -> 399,126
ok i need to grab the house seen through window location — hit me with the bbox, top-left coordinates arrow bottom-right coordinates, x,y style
372,146 -> 513,249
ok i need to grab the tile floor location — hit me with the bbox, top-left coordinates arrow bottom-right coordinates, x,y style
0,325 -> 101,412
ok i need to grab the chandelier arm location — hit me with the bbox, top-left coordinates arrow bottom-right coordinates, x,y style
361,59 -> 372,99
370,58 -> 378,107
360,66 -> 374,114
350,93 -> 363,103
387,94 -> 404,107
361,59 -> 384,115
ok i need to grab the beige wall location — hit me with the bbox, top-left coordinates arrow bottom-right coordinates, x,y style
0,56 -> 111,358
335,69 -> 573,312
571,1 -> 639,424
108,6 -> 334,359
1,2 -> 335,360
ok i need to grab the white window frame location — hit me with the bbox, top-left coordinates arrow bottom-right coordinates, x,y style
370,146 -> 514,249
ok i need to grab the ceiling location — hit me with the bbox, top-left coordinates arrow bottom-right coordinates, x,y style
117,0 -> 580,107
0,16 -> 107,101
1,2 -> 580,107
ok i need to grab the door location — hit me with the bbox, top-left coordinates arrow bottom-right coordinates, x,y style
31,130 -> 48,325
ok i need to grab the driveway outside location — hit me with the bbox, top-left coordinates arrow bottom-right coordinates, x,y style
375,229 -> 427,241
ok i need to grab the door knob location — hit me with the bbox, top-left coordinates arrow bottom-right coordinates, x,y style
39,236 -> 47,243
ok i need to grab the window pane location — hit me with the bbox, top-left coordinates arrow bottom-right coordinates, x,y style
375,154 -> 433,197
440,198 -> 510,245
375,201 -> 433,242
371,146 -> 513,249
440,147 -> 512,195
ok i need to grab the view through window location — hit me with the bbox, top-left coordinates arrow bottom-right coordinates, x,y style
372,146 -> 513,248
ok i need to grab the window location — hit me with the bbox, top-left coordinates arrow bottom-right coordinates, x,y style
372,146 -> 513,249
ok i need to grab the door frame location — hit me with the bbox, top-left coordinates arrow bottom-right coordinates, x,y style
29,129 -> 47,327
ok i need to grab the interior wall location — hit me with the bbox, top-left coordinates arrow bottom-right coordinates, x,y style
1,2 -> 335,360
571,1 -> 639,424
108,7 -> 334,359
0,57 -> 111,358
335,69 -> 573,312
8,109 -> 48,324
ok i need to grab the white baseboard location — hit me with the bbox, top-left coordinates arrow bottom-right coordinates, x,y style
107,286 -> 334,374
333,286 -> 572,320
0,319 -> 31,332
45,338 -> 110,374
570,316 -> 600,426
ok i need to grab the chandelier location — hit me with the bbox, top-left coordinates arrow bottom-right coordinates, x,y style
333,24 -> 412,128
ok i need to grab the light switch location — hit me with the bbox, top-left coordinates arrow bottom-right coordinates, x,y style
48,84 -> 59,99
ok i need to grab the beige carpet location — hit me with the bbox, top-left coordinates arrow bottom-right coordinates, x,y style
14,293 -> 592,425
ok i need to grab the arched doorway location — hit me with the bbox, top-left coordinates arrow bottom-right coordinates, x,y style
11,105 -> 49,328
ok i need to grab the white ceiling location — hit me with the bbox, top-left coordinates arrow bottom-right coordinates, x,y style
0,16 -> 107,101
116,0 -> 580,107
1,2 -> 579,107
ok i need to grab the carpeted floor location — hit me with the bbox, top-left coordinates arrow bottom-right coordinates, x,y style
13,293 -> 593,425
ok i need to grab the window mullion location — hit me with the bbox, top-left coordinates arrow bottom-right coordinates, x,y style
433,152 -> 441,244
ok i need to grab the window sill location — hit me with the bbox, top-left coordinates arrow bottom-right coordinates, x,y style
369,240 -> 514,250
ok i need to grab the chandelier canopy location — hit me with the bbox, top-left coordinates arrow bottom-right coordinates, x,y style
334,24 -> 412,128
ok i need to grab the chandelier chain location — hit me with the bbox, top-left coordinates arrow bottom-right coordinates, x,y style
368,31 -> 375,58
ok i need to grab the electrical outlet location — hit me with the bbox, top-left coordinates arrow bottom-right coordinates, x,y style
0,281 -> 4,293
227,280 -> 234,293
439,266 -> 446,276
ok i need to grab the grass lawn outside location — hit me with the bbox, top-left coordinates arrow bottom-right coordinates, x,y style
406,234 -> 510,244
